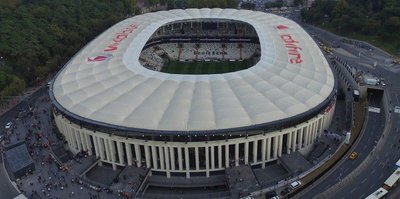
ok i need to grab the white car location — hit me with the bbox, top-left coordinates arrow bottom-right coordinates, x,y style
5,122 -> 12,129
290,181 -> 302,189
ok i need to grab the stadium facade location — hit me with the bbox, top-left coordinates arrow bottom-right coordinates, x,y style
50,9 -> 336,178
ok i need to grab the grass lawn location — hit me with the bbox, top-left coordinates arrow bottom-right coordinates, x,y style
161,60 -> 252,74
319,24 -> 400,57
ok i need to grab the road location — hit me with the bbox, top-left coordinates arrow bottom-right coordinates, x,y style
0,154 -> 19,199
298,92 -> 385,198
327,61 -> 400,198
294,18 -> 400,198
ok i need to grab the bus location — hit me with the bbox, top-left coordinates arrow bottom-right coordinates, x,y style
383,168 -> 400,190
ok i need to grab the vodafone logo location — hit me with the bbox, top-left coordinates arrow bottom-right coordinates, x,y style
276,24 -> 303,64
276,25 -> 288,30
104,23 -> 138,52
86,54 -> 113,64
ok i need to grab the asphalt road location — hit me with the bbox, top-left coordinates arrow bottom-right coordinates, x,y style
298,94 -> 385,199
328,59 -> 400,198
0,155 -> 19,199
295,19 -> 400,198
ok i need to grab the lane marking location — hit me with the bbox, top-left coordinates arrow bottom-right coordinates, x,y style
371,169 -> 376,174
350,188 -> 357,193
369,183 -> 375,189
361,178 -> 367,184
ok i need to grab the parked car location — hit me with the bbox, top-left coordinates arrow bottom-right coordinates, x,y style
280,187 -> 291,196
265,190 -> 279,199
290,180 -> 302,189
5,122 -> 12,129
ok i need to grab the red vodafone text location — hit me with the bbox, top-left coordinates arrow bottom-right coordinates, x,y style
104,23 -> 138,52
280,34 -> 303,64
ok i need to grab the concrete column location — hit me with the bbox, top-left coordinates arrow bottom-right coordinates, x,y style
235,143 -> 239,166
311,123 -> 315,144
97,137 -> 105,160
93,136 -> 100,158
159,146 -> 165,170
308,124 -> 312,145
195,147 -> 199,171
278,135 -> 283,157
170,147 -> 175,171
69,127 -> 76,150
164,146 -> 170,178
205,146 -> 210,177
292,130 -> 297,152
178,147 -> 183,170
244,142 -> 249,165
108,140 -> 117,170
273,136 -> 278,158
211,146 -> 215,169
312,122 -> 316,143
117,141 -> 124,164
63,125 -> 72,148
76,130 -> 83,152
266,137 -> 271,161
104,139 -> 111,161
145,145 -> 151,168
135,144 -> 142,167
71,129 -> 78,151
287,132 -> 292,154
299,128 -> 304,149
304,126 -> 309,146
253,140 -> 258,163
261,138 -> 266,168
184,147 -> 190,178
85,134 -> 93,156
65,126 -> 72,148
79,131 -> 87,152
151,146 -> 158,169
225,144 -> 229,168
316,118 -> 321,137
125,142 -> 133,166
310,124 -> 314,144
218,145 -> 222,169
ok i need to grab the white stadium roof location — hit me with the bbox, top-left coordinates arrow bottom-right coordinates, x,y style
51,9 -> 334,133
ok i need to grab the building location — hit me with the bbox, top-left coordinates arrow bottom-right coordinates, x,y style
49,8 -> 336,178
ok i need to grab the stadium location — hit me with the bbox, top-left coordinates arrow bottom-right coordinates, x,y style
49,8 -> 336,179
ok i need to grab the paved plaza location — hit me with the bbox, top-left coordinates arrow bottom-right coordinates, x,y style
0,86 -> 347,199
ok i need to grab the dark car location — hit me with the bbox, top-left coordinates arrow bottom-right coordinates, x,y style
280,187 -> 291,196
265,190 -> 278,198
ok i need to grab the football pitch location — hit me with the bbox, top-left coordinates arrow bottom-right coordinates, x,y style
161,60 -> 252,74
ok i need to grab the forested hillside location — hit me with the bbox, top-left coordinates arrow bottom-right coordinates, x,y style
0,0 -> 238,97
302,0 -> 400,57
0,0 -> 136,96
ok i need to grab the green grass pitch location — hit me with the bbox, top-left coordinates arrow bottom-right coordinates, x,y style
161,60 -> 252,74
